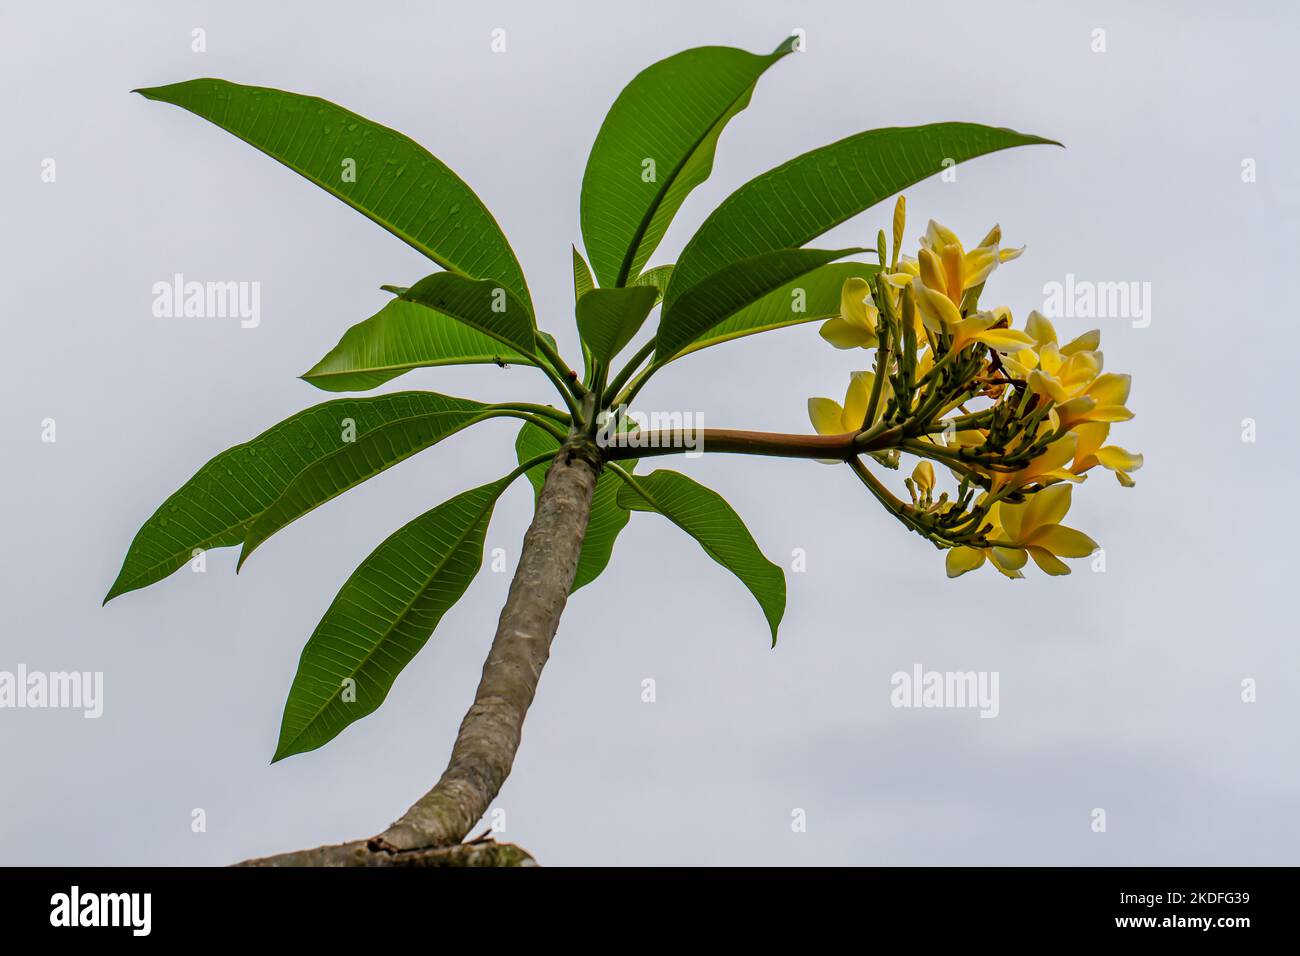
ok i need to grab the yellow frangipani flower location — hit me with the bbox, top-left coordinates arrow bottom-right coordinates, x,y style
1048,372 -> 1135,431
819,277 -> 880,350
948,306 -> 1036,354
1006,311 -> 1100,374
912,459 -> 935,494
944,507 -> 1025,579
1070,422 -> 1144,487
807,371 -> 889,435
946,485 -> 1099,578
990,432 -> 1084,492
804,203 -> 1139,581
1026,348 -> 1104,404
883,255 -> 919,290
909,222 -> 1019,333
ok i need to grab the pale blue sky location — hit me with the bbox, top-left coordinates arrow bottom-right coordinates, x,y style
2,0 -> 1297,864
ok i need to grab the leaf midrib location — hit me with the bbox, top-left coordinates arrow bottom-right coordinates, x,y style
611,60 -> 770,287
278,484 -> 502,755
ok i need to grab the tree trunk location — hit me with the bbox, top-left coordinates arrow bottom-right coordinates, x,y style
236,438 -> 600,866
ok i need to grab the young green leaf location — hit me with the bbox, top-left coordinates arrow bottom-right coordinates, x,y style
580,38 -> 797,288
633,264 -> 675,305
666,123 -> 1060,308
104,393 -> 473,603
239,399 -> 498,567
135,79 -> 533,315
303,298 -> 534,393
668,261 -> 877,359
575,286 -> 660,366
273,479 -> 506,761
515,422 -> 634,592
400,272 -> 536,354
616,470 -> 786,644
655,247 -> 863,360
572,246 -> 596,300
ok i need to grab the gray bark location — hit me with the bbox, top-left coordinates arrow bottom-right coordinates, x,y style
236,440 -> 599,867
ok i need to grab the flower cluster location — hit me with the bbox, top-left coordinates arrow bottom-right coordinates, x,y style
807,197 -> 1142,578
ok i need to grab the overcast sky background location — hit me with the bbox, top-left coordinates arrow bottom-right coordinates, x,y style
3,0 -> 1297,865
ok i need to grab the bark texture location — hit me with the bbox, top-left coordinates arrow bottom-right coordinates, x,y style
235,441 -> 599,867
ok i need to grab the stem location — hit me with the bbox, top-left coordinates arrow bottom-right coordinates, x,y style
600,427 -> 864,462
376,437 -> 598,851
497,402 -> 571,424
605,340 -> 656,402
535,335 -> 586,400
235,436 -> 601,866
534,358 -> 584,420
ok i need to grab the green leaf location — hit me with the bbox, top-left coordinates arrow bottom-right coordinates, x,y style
135,78 -> 533,315
633,264 -> 674,305
104,393 -> 471,603
239,396 -> 495,567
572,246 -> 596,300
515,422 -> 634,592
303,298 -> 533,392
274,479 -> 505,760
666,123 -> 1059,309
575,286 -> 660,365
400,271 -> 536,354
580,38 -> 797,288
616,470 -> 785,644
669,261 -> 877,359
655,247 -> 863,360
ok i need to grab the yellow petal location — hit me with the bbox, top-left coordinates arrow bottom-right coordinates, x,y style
1038,468 -> 1087,483
1087,372 -> 1131,406
916,282 -> 963,328
843,372 -> 874,429
998,245 -> 1025,263
1009,348 -> 1039,372
1096,445 -> 1144,472
1060,351 -> 1102,390
1027,524 -> 1098,558
819,316 -> 876,349
1022,484 -> 1072,533
978,224 -> 1002,248
925,219 -> 961,253
1028,435 -> 1079,477
942,243 -> 964,299
917,247 -> 947,296
963,245 -> 999,287
974,328 -> 1036,352
1073,422 -> 1109,461
1087,404 -> 1134,423
1027,546 -> 1070,576
1061,329 -> 1101,355
945,546 -> 986,578
840,277 -> 877,329
989,547 -> 1028,576
807,397 -> 844,436
912,460 -> 935,493
1028,370 -> 1069,404
997,500 -> 1027,542
1024,310 -> 1057,347
1038,342 -> 1063,376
